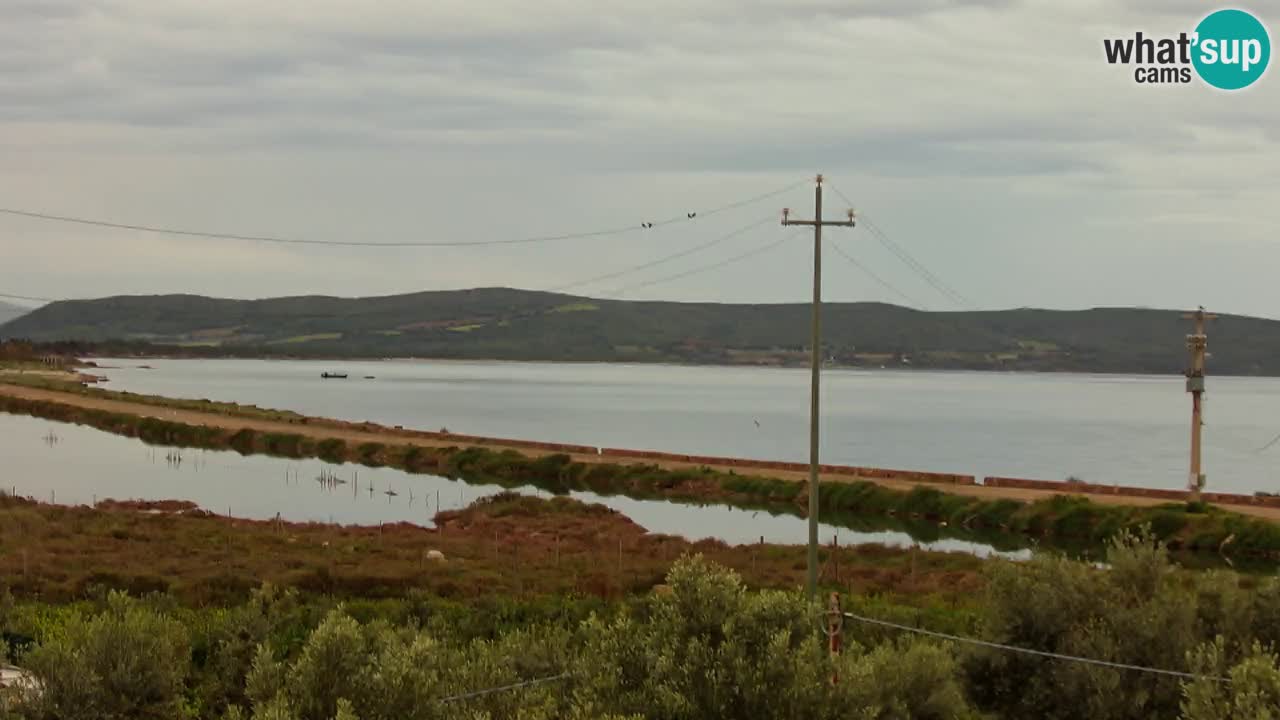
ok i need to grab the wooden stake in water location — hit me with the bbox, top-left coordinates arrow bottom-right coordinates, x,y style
833,534 -> 840,586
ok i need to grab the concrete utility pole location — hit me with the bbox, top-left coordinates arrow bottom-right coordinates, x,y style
1183,307 -> 1215,502
782,174 -> 855,600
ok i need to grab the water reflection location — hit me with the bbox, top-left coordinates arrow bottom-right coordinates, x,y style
1,412 -> 1025,557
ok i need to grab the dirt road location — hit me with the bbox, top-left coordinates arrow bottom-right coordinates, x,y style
4,381 -> 1279,522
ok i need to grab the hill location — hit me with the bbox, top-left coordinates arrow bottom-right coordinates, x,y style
2,288 -> 1276,374
0,300 -> 31,326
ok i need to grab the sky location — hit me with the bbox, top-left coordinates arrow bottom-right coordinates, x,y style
0,0 -> 1276,317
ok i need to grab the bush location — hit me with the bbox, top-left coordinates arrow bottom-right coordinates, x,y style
316,439 -> 346,463
229,429 -> 259,455
22,592 -> 189,720
963,529 -> 1280,720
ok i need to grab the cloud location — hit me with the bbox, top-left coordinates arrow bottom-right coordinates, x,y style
0,0 -> 1276,316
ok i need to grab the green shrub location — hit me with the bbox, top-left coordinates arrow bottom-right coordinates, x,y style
23,592 -> 190,720
356,442 -> 385,466
229,429 -> 259,455
316,439 -> 346,463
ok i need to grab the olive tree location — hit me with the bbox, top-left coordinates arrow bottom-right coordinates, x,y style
1181,638 -> 1280,719
21,591 -> 189,720
570,554 -> 977,720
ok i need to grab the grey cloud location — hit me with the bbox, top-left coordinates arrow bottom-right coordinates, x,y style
2,0 -> 87,20
1114,0 -> 1233,18
0,0 -> 1276,316
736,0 -> 1019,21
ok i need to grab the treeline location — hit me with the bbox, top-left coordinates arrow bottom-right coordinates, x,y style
0,338 -> 295,361
0,341 -> 41,363
5,541 -> 1280,719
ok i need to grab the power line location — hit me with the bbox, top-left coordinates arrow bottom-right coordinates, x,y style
826,185 -> 971,308
841,611 -> 1227,682
829,241 -> 926,310
863,218 -> 971,308
0,292 -> 56,304
545,216 -> 774,294
609,230 -> 798,296
1256,431 -> 1280,453
1,219 -> 779,306
434,672 -> 571,704
0,179 -> 807,249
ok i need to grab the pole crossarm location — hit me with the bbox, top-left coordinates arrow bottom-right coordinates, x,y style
782,219 -> 856,227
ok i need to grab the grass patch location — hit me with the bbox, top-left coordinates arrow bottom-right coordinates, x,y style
266,333 -> 344,345
549,302 -> 600,313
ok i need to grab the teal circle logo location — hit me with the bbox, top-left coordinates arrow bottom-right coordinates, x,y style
1192,9 -> 1271,90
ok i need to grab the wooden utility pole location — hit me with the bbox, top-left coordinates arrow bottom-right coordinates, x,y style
1183,307 -> 1215,502
782,174 -> 856,600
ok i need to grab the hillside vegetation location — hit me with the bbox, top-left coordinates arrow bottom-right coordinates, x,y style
5,534 -> 1280,719
3,288 -> 1278,374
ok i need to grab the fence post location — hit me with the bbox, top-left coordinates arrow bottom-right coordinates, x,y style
828,592 -> 843,685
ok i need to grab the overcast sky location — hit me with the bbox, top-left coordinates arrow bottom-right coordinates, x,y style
0,0 -> 1276,317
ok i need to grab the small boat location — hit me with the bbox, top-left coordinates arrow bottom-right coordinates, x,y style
321,372 -> 348,379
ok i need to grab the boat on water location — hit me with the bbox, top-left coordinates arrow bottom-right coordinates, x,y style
321,372 -> 348,379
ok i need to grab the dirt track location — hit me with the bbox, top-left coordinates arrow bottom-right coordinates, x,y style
4,381 -> 1280,522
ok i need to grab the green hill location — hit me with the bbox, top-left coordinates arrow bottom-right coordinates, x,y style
2,288 -> 1276,374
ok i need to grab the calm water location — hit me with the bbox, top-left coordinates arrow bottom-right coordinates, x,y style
91,358 -> 1280,494
0,413 -> 1017,556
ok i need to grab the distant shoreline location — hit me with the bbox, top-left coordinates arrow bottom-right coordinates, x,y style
78,353 -> 1274,380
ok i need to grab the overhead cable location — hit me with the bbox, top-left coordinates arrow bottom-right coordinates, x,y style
827,184 -> 971,308
434,672 -> 571,704
841,611 -> 1227,682
0,179 -> 807,249
546,216 -> 774,293
829,241 -> 926,310
609,230 -> 799,295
